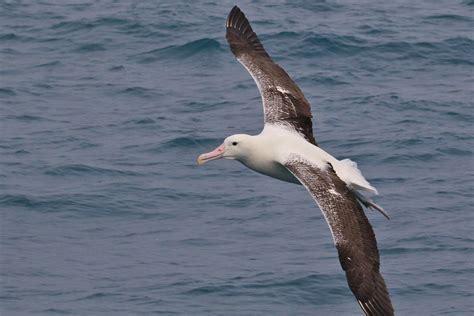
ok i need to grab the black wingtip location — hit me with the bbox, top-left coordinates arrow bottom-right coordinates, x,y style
355,273 -> 394,316
226,6 -> 249,34
225,6 -> 270,59
226,6 -> 242,28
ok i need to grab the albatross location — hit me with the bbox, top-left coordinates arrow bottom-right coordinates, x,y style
197,6 -> 394,316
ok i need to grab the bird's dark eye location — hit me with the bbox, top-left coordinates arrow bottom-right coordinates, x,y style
232,142 -> 238,146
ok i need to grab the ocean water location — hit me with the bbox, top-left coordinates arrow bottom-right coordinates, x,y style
1,0 -> 473,315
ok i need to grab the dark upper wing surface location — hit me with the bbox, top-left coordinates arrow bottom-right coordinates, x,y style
226,6 -> 317,145
284,155 -> 394,316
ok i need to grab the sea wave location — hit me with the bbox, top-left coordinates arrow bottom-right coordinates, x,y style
131,38 -> 222,63
44,164 -> 140,176
147,136 -> 220,152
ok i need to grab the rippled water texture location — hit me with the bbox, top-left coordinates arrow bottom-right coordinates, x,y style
1,1 -> 473,315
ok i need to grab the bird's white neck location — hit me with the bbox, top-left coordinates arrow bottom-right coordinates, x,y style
233,131 -> 301,184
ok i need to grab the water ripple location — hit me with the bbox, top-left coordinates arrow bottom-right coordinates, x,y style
44,164 -> 140,176
131,38 -> 222,63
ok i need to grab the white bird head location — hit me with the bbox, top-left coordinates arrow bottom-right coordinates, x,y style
197,134 -> 253,165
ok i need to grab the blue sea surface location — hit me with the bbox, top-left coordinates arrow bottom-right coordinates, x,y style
1,1 -> 473,315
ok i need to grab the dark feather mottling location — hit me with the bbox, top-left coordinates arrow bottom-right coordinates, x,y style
285,156 -> 394,316
225,6 -> 317,146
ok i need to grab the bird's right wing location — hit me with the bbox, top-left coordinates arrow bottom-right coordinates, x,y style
284,154 -> 394,316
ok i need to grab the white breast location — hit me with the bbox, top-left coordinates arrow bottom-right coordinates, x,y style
240,157 -> 301,184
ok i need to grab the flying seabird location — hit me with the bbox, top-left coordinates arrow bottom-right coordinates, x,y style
197,6 -> 394,316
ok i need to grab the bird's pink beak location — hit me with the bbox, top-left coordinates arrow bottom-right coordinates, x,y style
197,143 -> 226,165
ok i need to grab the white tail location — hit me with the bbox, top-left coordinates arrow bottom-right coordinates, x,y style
334,159 -> 378,194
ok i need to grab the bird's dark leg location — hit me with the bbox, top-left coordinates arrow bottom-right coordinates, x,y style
352,190 -> 390,220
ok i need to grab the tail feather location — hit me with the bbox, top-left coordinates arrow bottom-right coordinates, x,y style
335,159 -> 378,194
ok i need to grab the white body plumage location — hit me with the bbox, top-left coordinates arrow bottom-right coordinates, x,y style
231,124 -> 377,195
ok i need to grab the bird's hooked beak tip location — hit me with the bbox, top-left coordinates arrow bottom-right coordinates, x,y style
197,143 -> 225,166
196,156 -> 206,166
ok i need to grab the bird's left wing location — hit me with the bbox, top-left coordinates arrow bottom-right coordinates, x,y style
226,6 -> 317,145
284,154 -> 394,316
